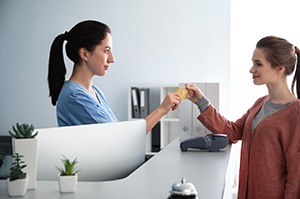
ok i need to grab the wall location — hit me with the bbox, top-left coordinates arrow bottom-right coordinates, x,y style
0,0 -> 230,134
230,0 -> 300,120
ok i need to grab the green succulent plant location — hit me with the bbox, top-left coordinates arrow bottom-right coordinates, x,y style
8,123 -> 38,139
56,155 -> 80,176
9,153 -> 27,181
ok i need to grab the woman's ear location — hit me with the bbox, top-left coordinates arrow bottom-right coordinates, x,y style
276,65 -> 287,76
79,47 -> 89,62
275,65 -> 284,71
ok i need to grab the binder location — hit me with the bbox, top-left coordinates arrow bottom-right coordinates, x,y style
140,88 -> 150,118
151,122 -> 161,152
131,87 -> 140,118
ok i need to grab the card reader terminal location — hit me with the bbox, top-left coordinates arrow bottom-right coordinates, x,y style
180,134 -> 228,152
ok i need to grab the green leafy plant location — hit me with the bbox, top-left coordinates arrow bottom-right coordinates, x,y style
8,123 -> 38,139
56,155 -> 80,176
9,153 -> 27,181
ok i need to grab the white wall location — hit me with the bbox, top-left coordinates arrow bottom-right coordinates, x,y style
0,0 -> 230,134
230,0 -> 300,120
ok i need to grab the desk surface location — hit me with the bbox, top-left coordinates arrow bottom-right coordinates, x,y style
0,138 -> 231,199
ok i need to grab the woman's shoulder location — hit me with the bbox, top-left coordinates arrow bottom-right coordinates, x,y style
294,99 -> 300,104
289,99 -> 300,111
257,95 -> 269,102
62,81 -> 82,90
60,81 -> 87,94
58,81 -> 90,102
251,95 -> 269,107
278,99 -> 300,123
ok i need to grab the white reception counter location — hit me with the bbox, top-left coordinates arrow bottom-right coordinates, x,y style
0,137 -> 232,199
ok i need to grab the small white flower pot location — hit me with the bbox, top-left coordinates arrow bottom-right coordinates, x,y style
58,174 -> 78,193
12,138 -> 38,189
7,176 -> 29,197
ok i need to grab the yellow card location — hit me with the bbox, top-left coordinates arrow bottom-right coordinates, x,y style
176,88 -> 189,100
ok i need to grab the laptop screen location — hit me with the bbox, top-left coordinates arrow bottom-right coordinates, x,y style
36,120 -> 146,181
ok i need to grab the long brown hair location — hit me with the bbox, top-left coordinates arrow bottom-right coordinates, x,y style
256,36 -> 300,99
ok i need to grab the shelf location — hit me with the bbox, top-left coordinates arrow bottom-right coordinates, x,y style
128,83 -> 219,153
128,85 -> 179,153
160,118 -> 179,122
145,152 -> 158,156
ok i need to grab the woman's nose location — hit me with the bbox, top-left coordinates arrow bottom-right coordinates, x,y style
249,66 -> 255,73
108,52 -> 115,64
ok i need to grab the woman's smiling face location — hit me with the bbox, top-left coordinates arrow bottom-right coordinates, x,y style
249,48 -> 282,86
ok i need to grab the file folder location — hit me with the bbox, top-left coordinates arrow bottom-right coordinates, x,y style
131,87 -> 140,118
151,122 -> 161,152
140,88 -> 150,118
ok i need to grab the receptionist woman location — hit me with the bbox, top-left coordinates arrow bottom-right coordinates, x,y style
47,20 -> 181,133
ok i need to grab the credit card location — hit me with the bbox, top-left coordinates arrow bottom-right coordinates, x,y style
176,88 -> 189,100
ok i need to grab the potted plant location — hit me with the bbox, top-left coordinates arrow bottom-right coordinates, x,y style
6,153 -> 29,196
56,155 -> 80,193
9,123 -> 38,138
9,123 -> 38,189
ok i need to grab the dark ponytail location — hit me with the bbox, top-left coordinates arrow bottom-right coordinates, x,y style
292,46 -> 300,99
48,33 -> 68,106
47,20 -> 111,106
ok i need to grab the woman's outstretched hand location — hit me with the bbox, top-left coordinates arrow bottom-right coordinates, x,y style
159,92 -> 181,113
185,83 -> 205,103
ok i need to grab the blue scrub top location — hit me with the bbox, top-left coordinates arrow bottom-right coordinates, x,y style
57,81 -> 118,126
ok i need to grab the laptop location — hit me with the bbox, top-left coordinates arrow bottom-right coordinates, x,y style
36,120 -> 146,181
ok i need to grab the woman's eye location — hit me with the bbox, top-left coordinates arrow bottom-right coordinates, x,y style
104,47 -> 111,53
255,62 -> 262,67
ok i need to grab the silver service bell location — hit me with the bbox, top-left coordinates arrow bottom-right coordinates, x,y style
168,177 -> 199,199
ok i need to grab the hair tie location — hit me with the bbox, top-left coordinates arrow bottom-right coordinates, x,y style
64,31 -> 69,41
295,46 -> 300,55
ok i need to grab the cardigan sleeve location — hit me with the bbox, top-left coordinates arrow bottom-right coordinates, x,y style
285,152 -> 300,198
284,106 -> 300,198
196,96 -> 267,142
197,104 -> 247,142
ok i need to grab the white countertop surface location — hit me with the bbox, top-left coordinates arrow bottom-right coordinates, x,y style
0,137 -> 231,199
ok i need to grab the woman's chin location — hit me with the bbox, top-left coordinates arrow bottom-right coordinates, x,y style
253,80 -> 263,85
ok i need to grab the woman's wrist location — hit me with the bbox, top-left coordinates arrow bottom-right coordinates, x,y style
194,96 -> 210,113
